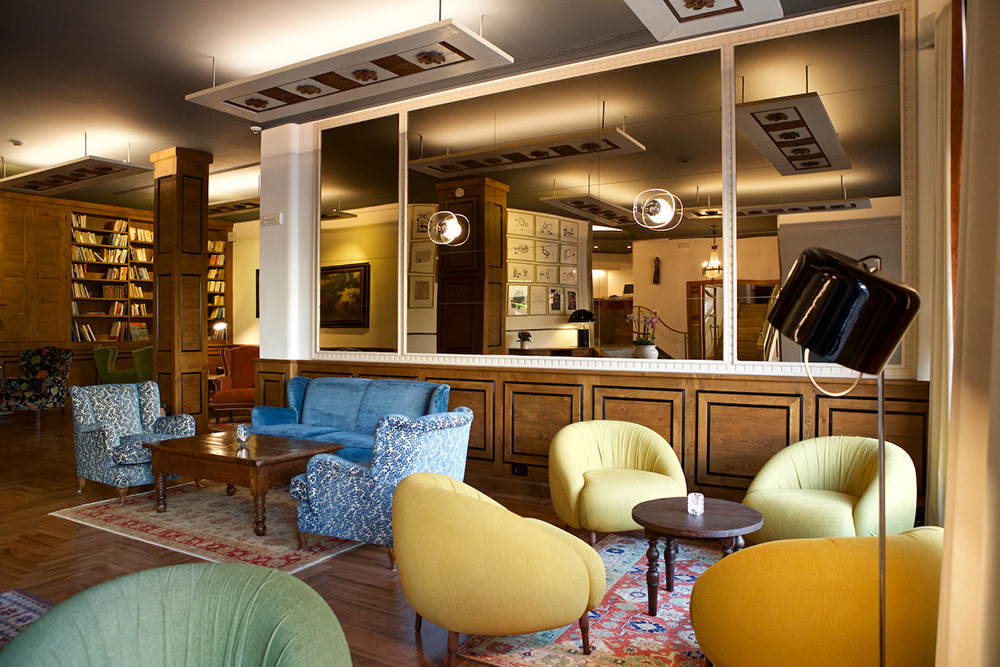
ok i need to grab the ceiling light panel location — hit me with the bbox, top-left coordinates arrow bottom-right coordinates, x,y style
410,127 -> 645,178
187,20 -> 513,122
540,193 -> 636,227
0,156 -> 151,195
735,92 -> 851,176
624,0 -> 782,42
685,197 -> 871,219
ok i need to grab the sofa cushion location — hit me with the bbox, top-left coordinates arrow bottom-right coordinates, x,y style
251,423 -> 339,440
309,430 -> 377,463
213,387 -> 255,409
355,379 -> 442,433
299,377 -> 372,430
578,468 -> 687,533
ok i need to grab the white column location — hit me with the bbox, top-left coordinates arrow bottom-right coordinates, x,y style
258,123 -> 319,360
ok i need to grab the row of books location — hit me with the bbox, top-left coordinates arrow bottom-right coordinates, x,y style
130,303 -> 149,316
207,240 -> 226,253
72,214 -> 128,232
72,322 -> 98,341
129,323 -> 150,341
106,266 -> 128,280
71,283 -> 92,298
130,247 -> 151,262
208,307 -> 225,319
208,280 -> 225,293
72,246 -> 129,264
130,265 -> 150,280
129,284 -> 148,299
129,227 -> 154,243
209,295 -> 224,306
208,254 -> 226,266
102,285 -> 126,299
207,268 -> 224,280
107,301 -> 127,316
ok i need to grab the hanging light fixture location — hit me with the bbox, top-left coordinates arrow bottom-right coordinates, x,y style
427,211 -> 470,246
633,188 -> 683,230
702,228 -> 723,278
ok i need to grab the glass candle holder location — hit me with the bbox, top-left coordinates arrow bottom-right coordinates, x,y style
687,492 -> 704,515
235,423 -> 250,445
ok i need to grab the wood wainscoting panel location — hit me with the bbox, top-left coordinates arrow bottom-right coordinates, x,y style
298,369 -> 354,379
697,390 -> 803,490
428,376 -> 495,461
259,371 -> 288,407
816,394 -> 930,503
180,370 -> 204,416
592,385 -> 686,470
504,381 -> 582,465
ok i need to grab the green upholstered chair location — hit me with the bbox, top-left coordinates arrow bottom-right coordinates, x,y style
132,345 -> 155,381
93,345 -> 138,384
0,562 -> 352,667
393,473 -> 605,662
741,435 -> 917,543
548,420 -> 687,546
690,526 -> 943,667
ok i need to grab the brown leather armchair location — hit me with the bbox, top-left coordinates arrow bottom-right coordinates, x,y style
211,345 -> 259,423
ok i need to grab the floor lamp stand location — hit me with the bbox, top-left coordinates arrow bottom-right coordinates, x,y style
877,371 -> 886,667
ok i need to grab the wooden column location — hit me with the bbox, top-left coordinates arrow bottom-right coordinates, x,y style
150,147 -> 213,431
434,177 -> 508,355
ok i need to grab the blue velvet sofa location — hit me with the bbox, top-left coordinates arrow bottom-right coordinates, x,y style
250,376 -> 450,462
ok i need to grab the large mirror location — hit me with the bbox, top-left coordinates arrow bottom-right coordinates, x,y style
734,16 -> 902,362
319,115 -> 400,352
405,50 -> 723,359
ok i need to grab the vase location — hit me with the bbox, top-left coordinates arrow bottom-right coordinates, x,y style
632,344 -> 657,359
519,341 -> 528,350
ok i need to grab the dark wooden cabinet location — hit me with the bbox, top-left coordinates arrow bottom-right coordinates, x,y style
435,178 -> 509,355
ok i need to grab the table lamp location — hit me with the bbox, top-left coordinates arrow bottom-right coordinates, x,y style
568,309 -> 596,347
766,247 -> 920,667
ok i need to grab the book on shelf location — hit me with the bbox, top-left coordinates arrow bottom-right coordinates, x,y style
72,229 -> 100,244
73,322 -> 97,342
129,247 -> 151,262
207,240 -> 226,253
104,233 -> 128,247
109,321 -> 125,340
107,301 -> 126,316
208,307 -> 225,319
128,227 -> 154,243
105,219 -> 127,232
129,323 -> 150,341
207,268 -> 224,280
129,265 -> 150,280
208,254 -> 225,266
72,213 -> 86,228
71,283 -> 91,298
130,302 -> 148,316
208,280 -> 225,292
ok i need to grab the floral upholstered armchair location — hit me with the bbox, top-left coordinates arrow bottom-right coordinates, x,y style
291,407 -> 474,568
69,381 -> 195,503
0,347 -> 73,425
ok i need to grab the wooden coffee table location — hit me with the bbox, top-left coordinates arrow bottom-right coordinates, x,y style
632,497 -> 763,615
143,432 -> 342,536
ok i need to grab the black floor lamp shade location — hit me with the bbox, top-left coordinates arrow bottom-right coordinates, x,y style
766,248 -> 920,375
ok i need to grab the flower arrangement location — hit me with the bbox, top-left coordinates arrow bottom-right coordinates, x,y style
627,308 -> 658,345
517,330 -> 532,342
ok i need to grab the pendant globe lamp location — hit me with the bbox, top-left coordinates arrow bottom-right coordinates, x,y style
427,211 -> 470,246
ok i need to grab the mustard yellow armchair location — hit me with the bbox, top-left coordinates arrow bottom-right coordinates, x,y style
690,526 -> 943,667
742,435 -> 917,543
392,473 -> 605,661
549,420 -> 686,545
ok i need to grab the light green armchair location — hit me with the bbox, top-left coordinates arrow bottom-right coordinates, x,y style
0,563 -> 352,666
690,526 -> 943,667
742,435 -> 917,543
393,473 -> 605,662
549,420 -> 687,545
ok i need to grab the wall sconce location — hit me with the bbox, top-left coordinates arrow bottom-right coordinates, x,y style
427,211 -> 470,246
568,309 -> 596,347
633,188 -> 683,230
766,247 -> 920,667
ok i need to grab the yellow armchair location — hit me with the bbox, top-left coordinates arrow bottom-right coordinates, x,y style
742,435 -> 917,543
392,473 -> 605,660
690,526 -> 943,667
549,420 -> 686,544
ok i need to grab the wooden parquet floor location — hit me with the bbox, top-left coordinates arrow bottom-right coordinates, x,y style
0,409 -> 565,666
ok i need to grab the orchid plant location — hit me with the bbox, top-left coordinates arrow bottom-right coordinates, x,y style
627,308 -> 659,346
517,330 -> 532,342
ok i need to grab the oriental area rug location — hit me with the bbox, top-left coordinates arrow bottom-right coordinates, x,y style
457,534 -> 719,667
50,481 -> 360,574
0,590 -> 53,649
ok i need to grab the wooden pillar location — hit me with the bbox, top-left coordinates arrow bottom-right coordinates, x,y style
150,147 -> 213,431
434,177 -> 508,355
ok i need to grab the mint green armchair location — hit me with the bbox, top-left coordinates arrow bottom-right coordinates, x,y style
0,563 -> 352,666
742,435 -> 917,543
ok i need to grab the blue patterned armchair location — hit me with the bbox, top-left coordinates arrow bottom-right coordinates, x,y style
0,347 -> 73,425
290,407 -> 474,567
70,381 -> 195,503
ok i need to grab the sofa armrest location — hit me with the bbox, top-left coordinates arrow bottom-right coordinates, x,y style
251,405 -> 297,427
304,453 -> 373,502
110,442 -> 154,465
153,414 -> 195,436
212,376 -> 232,393
73,423 -> 119,460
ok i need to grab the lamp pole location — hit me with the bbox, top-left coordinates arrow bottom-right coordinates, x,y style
878,370 -> 886,667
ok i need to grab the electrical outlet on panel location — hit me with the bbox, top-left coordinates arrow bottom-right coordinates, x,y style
262,212 -> 283,226
679,242 -> 691,248
511,463 -> 528,476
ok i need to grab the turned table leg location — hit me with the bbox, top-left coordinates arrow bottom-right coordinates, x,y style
645,532 -> 660,616
154,472 -> 167,513
253,491 -> 267,536
719,534 -> 745,557
665,536 -> 677,593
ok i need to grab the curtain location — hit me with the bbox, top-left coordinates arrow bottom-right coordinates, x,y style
936,0 -> 1000,663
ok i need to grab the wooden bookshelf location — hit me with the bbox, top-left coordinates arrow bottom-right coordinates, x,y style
207,227 -> 231,344
70,213 -> 154,343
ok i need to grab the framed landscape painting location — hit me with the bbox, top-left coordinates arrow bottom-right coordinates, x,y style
320,262 -> 370,328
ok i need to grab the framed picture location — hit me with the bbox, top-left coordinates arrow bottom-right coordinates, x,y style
566,289 -> 579,312
508,262 -> 534,282
529,285 -> 548,315
548,287 -> 565,315
560,219 -> 579,242
535,264 -> 557,284
409,204 -> 437,241
535,242 -> 558,263
534,216 -> 559,240
507,238 -> 535,262
560,244 -> 578,264
320,262 -> 370,328
507,212 -> 534,237
508,284 -> 529,316
408,275 -> 434,308
560,266 -> 579,285
409,241 -> 436,274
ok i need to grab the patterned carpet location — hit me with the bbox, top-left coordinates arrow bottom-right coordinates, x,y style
457,534 -> 719,666
50,481 -> 361,573
0,590 -> 53,649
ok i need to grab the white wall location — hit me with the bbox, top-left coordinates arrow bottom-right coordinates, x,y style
232,220 -> 260,345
